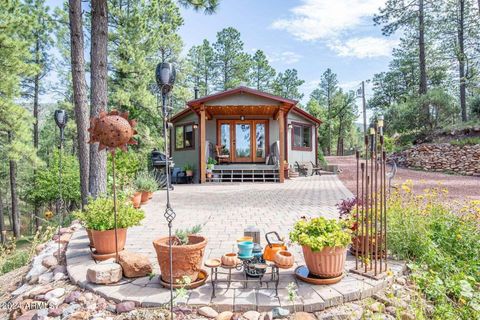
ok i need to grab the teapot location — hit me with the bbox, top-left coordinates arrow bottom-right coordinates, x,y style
263,231 -> 287,262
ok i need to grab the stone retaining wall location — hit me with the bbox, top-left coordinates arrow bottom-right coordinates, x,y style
389,143 -> 480,176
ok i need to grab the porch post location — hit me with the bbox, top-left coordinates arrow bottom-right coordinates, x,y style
278,110 -> 285,183
200,105 -> 206,183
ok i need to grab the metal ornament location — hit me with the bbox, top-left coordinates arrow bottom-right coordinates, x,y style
87,109 -> 138,263
54,109 -> 68,261
351,117 -> 388,279
156,61 -> 177,320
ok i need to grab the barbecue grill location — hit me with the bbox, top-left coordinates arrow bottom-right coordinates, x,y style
151,149 -> 174,189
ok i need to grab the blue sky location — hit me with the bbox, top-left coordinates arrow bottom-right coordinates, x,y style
45,0 -> 397,110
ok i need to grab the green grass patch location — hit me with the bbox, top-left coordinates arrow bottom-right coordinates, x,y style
450,136 -> 480,146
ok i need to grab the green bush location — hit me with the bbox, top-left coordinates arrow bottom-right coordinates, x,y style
388,182 -> 480,319
108,150 -> 141,188
75,197 -> 145,231
289,217 -> 352,251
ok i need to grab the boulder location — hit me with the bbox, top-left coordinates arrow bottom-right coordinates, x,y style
272,307 -> 289,319
38,272 -> 53,284
242,311 -> 260,320
44,288 -> 65,301
293,312 -> 316,320
198,306 -> 219,318
86,262 -> 122,284
41,256 -> 58,269
118,251 -> 152,278
70,311 -> 90,320
115,301 -> 135,313
216,311 -> 234,320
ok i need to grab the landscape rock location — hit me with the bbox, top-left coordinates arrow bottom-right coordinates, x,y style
315,303 -> 363,320
385,306 -> 397,316
58,233 -> 72,244
12,284 -> 31,296
33,308 -> 48,320
117,251 -> 152,278
45,288 -> 65,300
16,310 -> 37,320
27,285 -> 54,298
400,312 -> 415,320
62,303 -> 81,318
86,262 -> 122,284
368,302 -> 385,313
242,310 -> 260,320
65,291 -> 82,303
70,310 -> 90,319
272,307 -> 289,319
47,297 -> 62,307
52,265 -> 67,275
198,306 -> 219,318
53,272 -> 67,281
115,301 -> 135,313
259,311 -> 272,320
41,256 -> 58,269
38,272 -> 53,284
48,308 -> 62,317
35,243 -> 47,254
216,311 -> 234,320
293,312 -> 316,320
28,275 -> 39,285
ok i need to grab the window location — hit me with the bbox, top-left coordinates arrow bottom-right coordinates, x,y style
175,123 -> 195,150
291,122 -> 312,151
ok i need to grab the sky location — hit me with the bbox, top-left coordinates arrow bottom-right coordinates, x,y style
45,0 -> 397,115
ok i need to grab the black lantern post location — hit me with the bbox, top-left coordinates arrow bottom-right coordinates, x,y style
54,109 -> 68,259
155,62 -> 176,318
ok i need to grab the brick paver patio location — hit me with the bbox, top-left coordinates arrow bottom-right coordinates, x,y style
66,175 -> 405,311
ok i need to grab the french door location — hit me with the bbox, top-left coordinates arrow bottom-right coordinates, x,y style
217,120 -> 268,163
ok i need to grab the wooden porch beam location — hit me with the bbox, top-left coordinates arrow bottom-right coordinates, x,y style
278,110 -> 285,183
200,106 -> 206,183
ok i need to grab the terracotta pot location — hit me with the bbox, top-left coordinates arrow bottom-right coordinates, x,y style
221,253 -> 238,266
351,235 -> 384,257
274,250 -> 294,268
302,246 -> 346,278
131,192 -> 142,208
141,191 -> 152,204
153,235 -> 208,283
91,228 -> 127,255
186,170 -> 193,177
86,229 -> 94,248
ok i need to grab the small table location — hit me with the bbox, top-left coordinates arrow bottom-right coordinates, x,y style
206,259 -> 280,298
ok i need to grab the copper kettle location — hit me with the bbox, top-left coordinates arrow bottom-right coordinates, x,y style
263,231 -> 287,262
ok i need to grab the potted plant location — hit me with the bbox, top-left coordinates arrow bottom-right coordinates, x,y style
73,210 -> 94,248
183,164 -> 194,177
77,196 -> 145,256
135,171 -> 158,204
206,158 -> 216,179
290,217 -> 351,278
152,225 -> 207,284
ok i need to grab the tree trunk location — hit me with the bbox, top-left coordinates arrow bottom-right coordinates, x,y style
8,132 -> 20,238
89,0 -> 108,198
33,34 -> 41,230
0,188 -> 5,244
69,0 -> 90,208
418,0 -> 428,124
336,120 -> 343,156
458,0 -> 467,122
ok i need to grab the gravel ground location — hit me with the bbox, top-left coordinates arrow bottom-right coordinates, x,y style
326,155 -> 480,203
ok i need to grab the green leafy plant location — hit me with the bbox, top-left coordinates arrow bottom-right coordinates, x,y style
286,282 -> 298,312
74,196 -> 145,231
183,163 -> 194,172
174,275 -> 192,305
289,217 -> 352,251
207,157 -> 216,170
134,171 -> 158,192
174,224 -> 202,245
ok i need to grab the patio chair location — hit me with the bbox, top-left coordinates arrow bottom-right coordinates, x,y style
295,161 -> 309,177
215,145 -> 229,164
171,167 -> 187,184
310,161 -> 322,176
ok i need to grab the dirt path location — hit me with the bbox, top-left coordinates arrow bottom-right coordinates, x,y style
326,155 -> 480,203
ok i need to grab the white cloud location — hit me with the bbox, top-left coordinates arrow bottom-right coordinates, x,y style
271,0 -> 384,41
328,37 -> 398,58
267,51 -> 303,65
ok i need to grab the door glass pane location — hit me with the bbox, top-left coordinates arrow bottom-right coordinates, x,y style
220,124 -> 230,156
256,123 -> 265,159
236,124 -> 250,158
293,126 -> 302,147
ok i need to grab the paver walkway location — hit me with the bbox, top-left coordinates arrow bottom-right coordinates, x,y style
66,175 -> 405,312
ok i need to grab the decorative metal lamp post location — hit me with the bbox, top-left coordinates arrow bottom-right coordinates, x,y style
155,62 -> 176,318
54,110 -> 68,259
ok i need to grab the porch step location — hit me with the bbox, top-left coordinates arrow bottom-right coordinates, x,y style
211,168 -> 279,182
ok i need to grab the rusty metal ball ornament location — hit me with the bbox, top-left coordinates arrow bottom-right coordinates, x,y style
88,110 -> 138,153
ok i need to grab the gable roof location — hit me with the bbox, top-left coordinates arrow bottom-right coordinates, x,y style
187,86 -> 298,107
291,106 -> 322,125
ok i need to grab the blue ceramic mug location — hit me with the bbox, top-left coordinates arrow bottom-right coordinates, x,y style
237,241 -> 254,257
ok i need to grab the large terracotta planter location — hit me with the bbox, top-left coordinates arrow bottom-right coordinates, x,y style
91,228 -> 127,254
131,192 -> 142,208
141,191 -> 152,204
86,229 -> 94,248
152,235 -> 207,283
302,245 -> 346,278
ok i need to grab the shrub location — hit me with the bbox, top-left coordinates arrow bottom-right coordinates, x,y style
289,217 -> 352,251
75,197 -> 145,231
388,182 -> 480,319
134,171 -> 158,192
450,137 -> 480,146
183,164 -> 194,172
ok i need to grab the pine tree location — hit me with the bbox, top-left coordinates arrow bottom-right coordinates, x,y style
249,50 -> 276,92
271,69 -> 305,100
213,27 -> 251,90
186,39 -> 216,96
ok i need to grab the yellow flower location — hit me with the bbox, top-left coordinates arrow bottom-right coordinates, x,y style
456,234 -> 462,240
386,269 -> 393,277
44,211 -> 54,220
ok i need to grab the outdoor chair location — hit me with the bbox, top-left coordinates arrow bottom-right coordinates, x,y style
171,167 -> 187,184
215,145 -> 229,164
310,161 -> 322,176
295,161 -> 310,177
